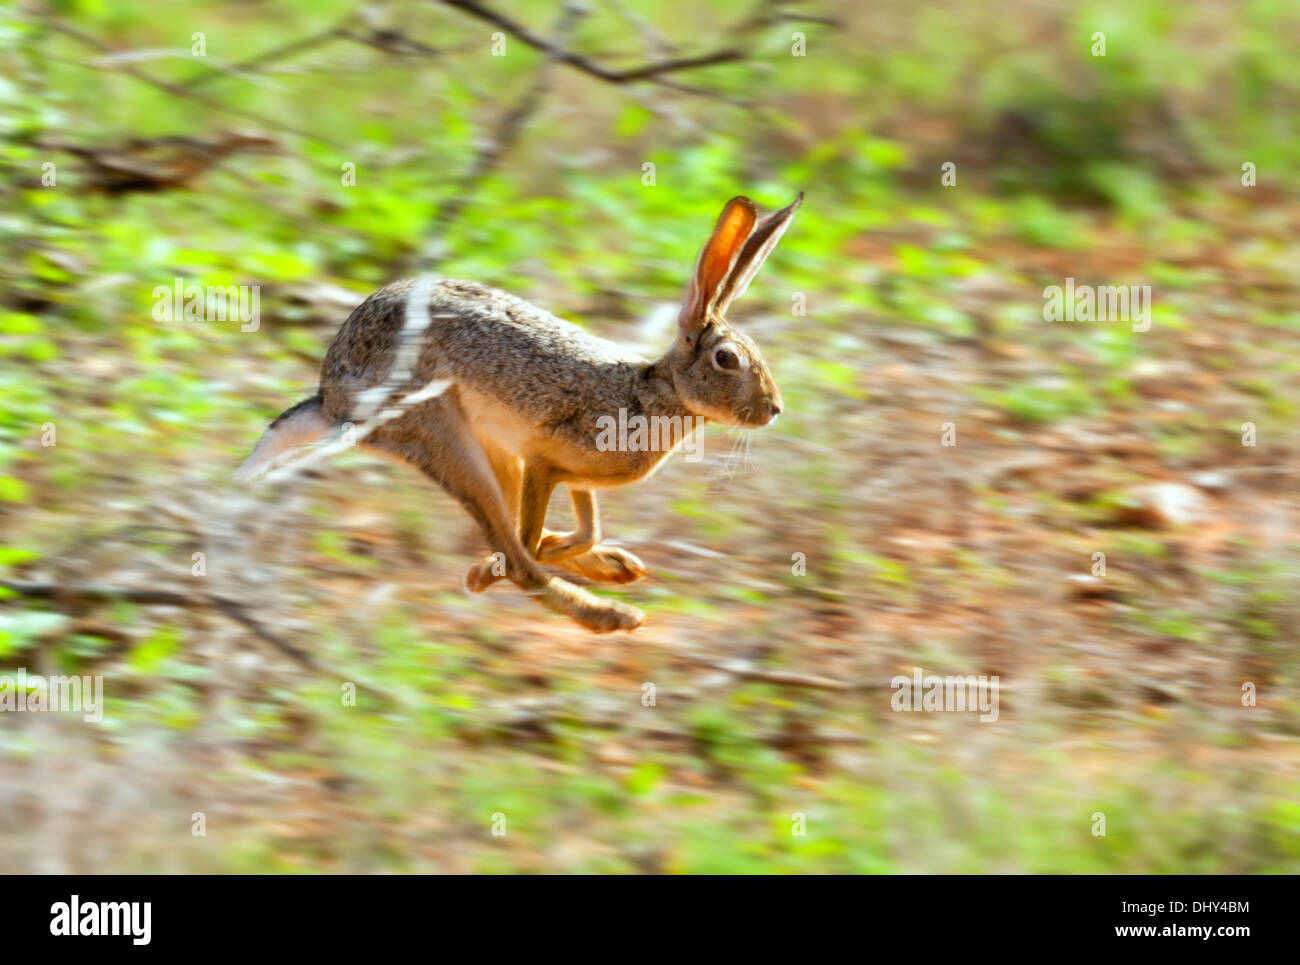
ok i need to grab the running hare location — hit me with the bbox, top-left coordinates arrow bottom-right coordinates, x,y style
238,193 -> 801,632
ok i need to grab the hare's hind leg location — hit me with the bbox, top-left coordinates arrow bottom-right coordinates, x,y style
464,448 -> 523,593
368,404 -> 643,633
466,455 -> 555,592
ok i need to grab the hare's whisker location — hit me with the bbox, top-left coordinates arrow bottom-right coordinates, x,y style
706,428 -> 745,492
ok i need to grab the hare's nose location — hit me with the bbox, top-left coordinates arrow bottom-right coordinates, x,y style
767,401 -> 782,424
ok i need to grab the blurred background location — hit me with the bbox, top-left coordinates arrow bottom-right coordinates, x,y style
1,0 -> 1298,873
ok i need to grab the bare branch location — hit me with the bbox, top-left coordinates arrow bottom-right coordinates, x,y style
1,579 -> 316,667
434,0 -> 776,86
1,580 -> 193,607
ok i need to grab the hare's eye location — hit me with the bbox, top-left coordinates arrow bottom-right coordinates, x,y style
712,346 -> 742,372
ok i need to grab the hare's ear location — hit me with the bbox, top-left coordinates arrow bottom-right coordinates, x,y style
713,192 -> 803,317
680,196 -> 758,334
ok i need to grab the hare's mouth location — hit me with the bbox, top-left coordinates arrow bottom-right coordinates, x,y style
683,399 -> 774,430
736,403 -> 782,429
726,411 -> 770,429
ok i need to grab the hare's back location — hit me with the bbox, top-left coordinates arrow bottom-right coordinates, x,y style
321,278 -> 635,420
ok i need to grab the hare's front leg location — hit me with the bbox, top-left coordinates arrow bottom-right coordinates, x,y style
539,488 -> 647,585
535,488 -> 598,562
469,476 -> 645,588
550,543 -> 646,584
369,405 -> 642,633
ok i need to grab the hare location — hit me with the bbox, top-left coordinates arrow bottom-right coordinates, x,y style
237,193 -> 801,632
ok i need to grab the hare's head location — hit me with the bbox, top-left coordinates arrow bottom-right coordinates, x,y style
662,194 -> 801,428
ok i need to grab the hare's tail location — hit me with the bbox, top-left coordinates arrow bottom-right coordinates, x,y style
234,391 -> 331,484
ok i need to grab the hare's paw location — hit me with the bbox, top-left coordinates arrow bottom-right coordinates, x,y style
537,530 -> 596,563
557,544 -> 647,585
465,553 -> 508,593
542,578 -> 645,633
579,597 -> 646,633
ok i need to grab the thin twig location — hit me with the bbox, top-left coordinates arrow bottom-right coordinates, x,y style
180,22 -> 352,89
683,655 -> 868,692
39,17 -> 340,148
1,579 -> 315,665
